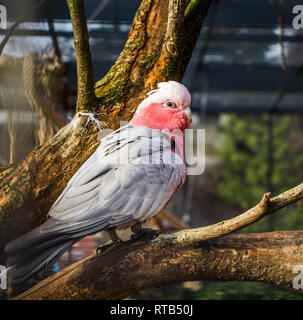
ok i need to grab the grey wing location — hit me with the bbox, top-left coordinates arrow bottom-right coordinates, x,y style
98,161 -> 185,225
47,123 -> 185,236
49,160 -> 185,227
47,124 -> 137,220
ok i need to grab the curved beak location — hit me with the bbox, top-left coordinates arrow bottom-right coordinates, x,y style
184,107 -> 192,126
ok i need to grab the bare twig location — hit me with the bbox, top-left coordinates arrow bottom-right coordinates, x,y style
88,0 -> 111,21
0,87 -> 20,164
160,192 -> 272,244
161,182 -> 303,244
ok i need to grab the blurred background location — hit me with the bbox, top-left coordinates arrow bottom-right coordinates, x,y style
1,0 -> 303,299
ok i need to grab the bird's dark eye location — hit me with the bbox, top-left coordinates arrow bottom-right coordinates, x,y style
165,101 -> 176,108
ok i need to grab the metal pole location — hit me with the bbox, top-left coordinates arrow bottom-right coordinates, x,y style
267,113 -> 274,231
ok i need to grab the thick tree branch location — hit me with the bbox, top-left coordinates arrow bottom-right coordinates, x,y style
14,231 -> 303,300
67,0 -> 97,111
13,185 -> 303,299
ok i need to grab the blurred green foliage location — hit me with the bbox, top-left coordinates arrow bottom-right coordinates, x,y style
217,114 -> 303,233
131,281 -> 303,300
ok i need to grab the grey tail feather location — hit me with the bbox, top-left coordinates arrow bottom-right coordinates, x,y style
5,217 -> 110,283
7,239 -> 78,284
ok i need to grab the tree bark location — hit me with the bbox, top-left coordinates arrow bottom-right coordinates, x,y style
0,0 -> 213,263
14,231 -> 303,300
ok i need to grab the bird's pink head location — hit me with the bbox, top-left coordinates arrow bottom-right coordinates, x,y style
130,81 -> 192,160
130,81 -> 192,132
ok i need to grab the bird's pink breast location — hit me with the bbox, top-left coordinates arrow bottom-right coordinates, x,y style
130,103 -> 187,160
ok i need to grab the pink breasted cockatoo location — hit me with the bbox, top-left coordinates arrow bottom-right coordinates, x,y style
5,81 -> 192,283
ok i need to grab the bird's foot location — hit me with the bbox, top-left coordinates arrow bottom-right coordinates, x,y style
96,239 -> 121,255
96,228 -> 123,254
131,228 -> 160,242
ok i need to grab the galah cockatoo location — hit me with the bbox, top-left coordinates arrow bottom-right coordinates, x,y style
5,81 -> 192,283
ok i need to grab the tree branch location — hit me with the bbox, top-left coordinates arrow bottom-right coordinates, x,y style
67,0 -> 97,111
14,231 -> 303,300
13,184 -> 303,299
173,182 -> 303,243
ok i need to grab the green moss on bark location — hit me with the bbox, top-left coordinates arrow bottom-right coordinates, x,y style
94,0 -> 152,108
139,53 -> 161,75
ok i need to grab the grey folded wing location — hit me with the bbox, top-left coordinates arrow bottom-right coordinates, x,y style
46,124 -> 186,234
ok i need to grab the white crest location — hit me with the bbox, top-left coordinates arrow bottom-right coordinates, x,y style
135,81 -> 191,114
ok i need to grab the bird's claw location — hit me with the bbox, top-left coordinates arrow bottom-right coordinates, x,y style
131,228 -> 160,241
96,240 -> 120,254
